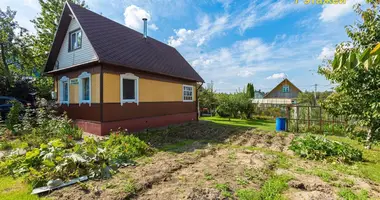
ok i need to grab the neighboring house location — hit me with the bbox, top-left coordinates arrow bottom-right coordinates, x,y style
252,78 -> 302,106
44,3 -> 204,135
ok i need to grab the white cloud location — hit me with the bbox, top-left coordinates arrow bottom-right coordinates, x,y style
318,46 -> 335,60
266,73 -> 287,80
237,70 -> 255,77
167,15 -> 228,48
217,0 -> 233,10
167,28 -> 194,47
148,23 -> 158,31
124,5 -> 158,33
0,0 -> 40,34
319,0 -> 364,22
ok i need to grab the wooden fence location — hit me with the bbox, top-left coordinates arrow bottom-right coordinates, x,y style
286,105 -> 347,134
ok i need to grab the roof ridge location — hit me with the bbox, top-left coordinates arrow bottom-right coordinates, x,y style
67,2 -> 177,51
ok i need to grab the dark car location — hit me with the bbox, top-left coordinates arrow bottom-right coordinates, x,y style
0,96 -> 26,121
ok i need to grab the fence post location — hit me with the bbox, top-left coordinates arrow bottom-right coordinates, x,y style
307,106 -> 310,130
296,106 -> 299,133
319,106 -> 322,133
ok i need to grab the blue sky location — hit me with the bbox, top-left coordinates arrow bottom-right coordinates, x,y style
0,0 -> 366,92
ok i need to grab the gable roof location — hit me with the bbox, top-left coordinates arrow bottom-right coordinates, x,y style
264,78 -> 302,98
44,3 -> 204,82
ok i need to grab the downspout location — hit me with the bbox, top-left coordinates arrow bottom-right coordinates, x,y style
196,82 -> 203,121
99,63 -> 104,123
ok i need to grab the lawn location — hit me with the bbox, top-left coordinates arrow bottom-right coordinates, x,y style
325,135 -> 380,183
0,176 -> 45,200
200,116 -> 276,131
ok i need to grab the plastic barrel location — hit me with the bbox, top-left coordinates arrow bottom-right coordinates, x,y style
276,117 -> 286,131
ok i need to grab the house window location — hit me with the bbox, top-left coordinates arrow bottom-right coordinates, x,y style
59,76 -> 70,105
282,85 -> 289,93
183,85 -> 193,102
78,72 -> 91,105
69,29 -> 82,51
120,73 -> 139,105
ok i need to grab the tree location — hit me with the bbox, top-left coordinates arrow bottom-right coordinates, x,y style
0,7 -> 36,95
319,0 -> 380,148
297,91 -> 332,105
31,0 -> 86,70
199,84 -> 217,116
246,83 -> 255,98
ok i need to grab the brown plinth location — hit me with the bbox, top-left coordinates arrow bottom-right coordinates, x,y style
74,112 -> 197,136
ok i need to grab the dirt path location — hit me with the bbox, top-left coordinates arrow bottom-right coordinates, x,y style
47,124 -> 380,200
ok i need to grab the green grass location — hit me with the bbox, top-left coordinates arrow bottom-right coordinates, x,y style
325,135 -> 380,183
338,188 -> 369,200
201,116 -> 276,131
0,176 -> 45,200
236,175 -> 291,200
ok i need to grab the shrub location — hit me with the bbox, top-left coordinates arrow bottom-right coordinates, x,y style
5,100 -> 23,133
0,134 -> 152,187
289,134 -> 363,163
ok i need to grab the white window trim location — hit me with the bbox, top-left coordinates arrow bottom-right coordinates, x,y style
69,29 -> 82,51
59,76 -> 70,105
182,85 -> 194,102
120,73 -> 139,106
78,72 -> 91,106
282,85 -> 290,93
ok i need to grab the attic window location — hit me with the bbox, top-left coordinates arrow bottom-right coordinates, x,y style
282,85 -> 290,93
69,29 -> 82,51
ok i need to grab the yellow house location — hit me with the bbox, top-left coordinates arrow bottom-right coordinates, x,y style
44,3 -> 204,135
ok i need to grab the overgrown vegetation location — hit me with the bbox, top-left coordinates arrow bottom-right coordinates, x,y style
289,134 -> 363,163
0,99 -> 153,188
0,133 -> 152,187
318,0 -> 380,149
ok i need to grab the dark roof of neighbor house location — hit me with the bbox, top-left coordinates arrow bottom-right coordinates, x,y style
44,3 -> 204,82
263,78 -> 302,98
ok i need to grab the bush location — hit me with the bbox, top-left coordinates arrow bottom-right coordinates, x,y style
0,134 -> 153,187
289,134 -> 363,163
5,100 -> 23,133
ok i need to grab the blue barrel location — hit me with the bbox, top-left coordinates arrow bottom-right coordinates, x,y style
276,117 -> 286,131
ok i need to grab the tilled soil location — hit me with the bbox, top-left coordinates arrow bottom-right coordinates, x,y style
47,122 -> 380,200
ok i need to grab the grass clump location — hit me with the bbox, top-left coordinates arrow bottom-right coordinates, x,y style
215,183 -> 233,198
289,134 -> 363,163
338,188 -> 369,200
236,189 -> 257,200
257,175 -> 291,200
124,178 -> 137,194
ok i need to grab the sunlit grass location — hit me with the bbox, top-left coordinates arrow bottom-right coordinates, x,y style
324,135 -> 380,183
201,116 -> 276,131
0,176 -> 46,200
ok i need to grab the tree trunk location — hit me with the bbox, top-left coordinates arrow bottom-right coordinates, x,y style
365,128 -> 372,150
0,43 -> 11,89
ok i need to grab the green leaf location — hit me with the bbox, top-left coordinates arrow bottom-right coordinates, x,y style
360,48 -> 370,62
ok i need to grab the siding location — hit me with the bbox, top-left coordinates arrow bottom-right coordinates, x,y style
103,73 -> 196,103
56,18 -> 97,69
54,66 -> 101,104
265,80 -> 300,99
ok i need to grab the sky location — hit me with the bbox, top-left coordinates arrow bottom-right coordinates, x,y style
0,0 -> 366,93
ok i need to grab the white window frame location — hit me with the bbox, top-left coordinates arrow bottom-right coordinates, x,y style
282,85 -> 290,93
182,85 -> 194,102
59,76 -> 70,105
120,73 -> 139,105
78,72 -> 91,106
69,29 -> 82,51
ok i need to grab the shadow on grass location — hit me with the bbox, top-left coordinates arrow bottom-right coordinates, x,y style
131,120 -> 253,154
